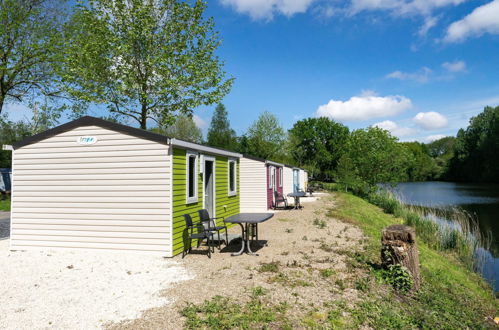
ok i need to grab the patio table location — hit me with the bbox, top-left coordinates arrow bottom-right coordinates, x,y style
224,213 -> 274,256
287,191 -> 307,209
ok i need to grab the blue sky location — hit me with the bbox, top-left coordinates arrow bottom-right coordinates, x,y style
194,0 -> 499,142
4,0 -> 499,143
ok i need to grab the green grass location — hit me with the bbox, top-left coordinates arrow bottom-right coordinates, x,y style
181,287 -> 292,329
0,198 -> 10,211
328,192 -> 498,329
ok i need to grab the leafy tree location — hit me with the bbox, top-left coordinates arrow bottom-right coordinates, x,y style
343,127 -> 411,190
245,111 -> 286,161
448,106 -> 499,182
288,117 -> 349,181
60,0 -> 233,129
0,0 -> 65,114
207,103 -> 237,150
151,115 -> 202,143
427,136 -> 456,158
401,142 -> 435,181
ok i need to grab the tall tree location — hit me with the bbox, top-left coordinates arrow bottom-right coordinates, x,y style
245,111 -> 286,160
0,0 -> 65,114
207,103 -> 237,150
60,0 -> 233,129
150,115 -> 203,143
448,106 -> 499,182
288,117 -> 349,181
342,127 -> 411,188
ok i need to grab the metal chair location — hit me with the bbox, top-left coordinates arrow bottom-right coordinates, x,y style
182,214 -> 213,258
198,209 -> 228,250
273,191 -> 288,210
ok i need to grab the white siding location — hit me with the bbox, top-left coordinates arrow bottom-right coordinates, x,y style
283,167 -> 293,195
300,169 -> 308,191
239,157 -> 267,212
10,125 -> 172,256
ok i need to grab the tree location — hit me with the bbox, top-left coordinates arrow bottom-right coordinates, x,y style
60,0 -> 233,129
288,117 -> 349,181
151,115 -> 203,143
0,0 -> 65,114
207,103 -> 237,150
245,111 -> 286,161
448,106 -> 499,182
343,127 -> 411,189
401,142 -> 435,181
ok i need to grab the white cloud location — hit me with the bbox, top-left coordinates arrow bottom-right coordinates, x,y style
386,67 -> 432,83
316,90 -> 413,122
193,114 -> 208,129
220,0 -> 316,20
373,120 -> 417,137
350,0 -> 465,16
425,134 -> 446,142
444,0 -> 499,42
442,60 -> 466,72
413,111 -> 449,130
418,16 -> 438,36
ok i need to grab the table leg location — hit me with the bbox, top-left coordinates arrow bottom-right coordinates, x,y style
246,223 -> 259,256
231,223 -> 246,256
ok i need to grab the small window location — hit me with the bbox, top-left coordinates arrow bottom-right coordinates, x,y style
279,168 -> 283,187
186,151 -> 198,203
228,159 -> 237,196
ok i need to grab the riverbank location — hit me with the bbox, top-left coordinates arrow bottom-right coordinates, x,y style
109,192 -> 497,329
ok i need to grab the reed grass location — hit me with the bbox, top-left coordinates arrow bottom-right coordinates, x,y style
367,189 -> 491,271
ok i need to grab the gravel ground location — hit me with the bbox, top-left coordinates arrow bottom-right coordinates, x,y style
0,212 -> 9,240
109,193 -> 366,329
0,238 -> 192,330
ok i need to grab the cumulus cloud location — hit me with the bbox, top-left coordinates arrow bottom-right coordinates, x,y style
413,111 -> 449,130
425,134 -> 446,142
220,0 -> 316,20
316,90 -> 413,122
373,120 -> 417,137
350,0 -> 465,16
444,0 -> 499,42
386,67 -> 432,83
442,60 -> 466,72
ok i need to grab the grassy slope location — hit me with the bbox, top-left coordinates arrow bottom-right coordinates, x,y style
0,199 -> 10,211
330,191 -> 497,328
180,192 -> 497,329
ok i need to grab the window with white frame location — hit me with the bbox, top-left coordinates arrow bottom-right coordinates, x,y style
279,167 -> 283,187
186,151 -> 198,203
269,166 -> 275,189
228,159 -> 237,196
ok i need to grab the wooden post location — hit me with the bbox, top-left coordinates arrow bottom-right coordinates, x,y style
381,224 -> 421,291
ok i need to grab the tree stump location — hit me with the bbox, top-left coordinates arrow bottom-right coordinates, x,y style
381,224 -> 421,291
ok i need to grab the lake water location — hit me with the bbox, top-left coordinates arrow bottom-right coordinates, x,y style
392,182 -> 499,291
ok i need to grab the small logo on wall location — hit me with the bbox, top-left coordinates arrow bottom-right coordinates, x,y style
77,136 -> 98,145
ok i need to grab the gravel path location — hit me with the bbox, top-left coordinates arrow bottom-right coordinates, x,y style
0,239 -> 192,330
0,212 -> 9,240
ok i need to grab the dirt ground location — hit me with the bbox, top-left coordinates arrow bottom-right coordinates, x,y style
108,193 -> 367,329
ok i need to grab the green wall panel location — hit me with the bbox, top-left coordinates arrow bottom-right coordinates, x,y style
171,148 -> 240,256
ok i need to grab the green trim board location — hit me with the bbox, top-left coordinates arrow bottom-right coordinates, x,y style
172,148 -> 240,256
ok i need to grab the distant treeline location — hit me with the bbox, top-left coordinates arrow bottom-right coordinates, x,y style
2,105 -> 498,188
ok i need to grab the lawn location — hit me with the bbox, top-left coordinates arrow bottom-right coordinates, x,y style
0,198 -> 10,211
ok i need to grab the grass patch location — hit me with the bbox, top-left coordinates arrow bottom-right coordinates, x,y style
313,218 -> 326,229
181,287 -> 291,329
327,192 -> 498,328
258,261 -> 280,273
0,198 -> 10,211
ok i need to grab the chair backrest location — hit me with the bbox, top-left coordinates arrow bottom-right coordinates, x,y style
198,209 -> 215,230
274,190 -> 283,200
183,214 -> 194,228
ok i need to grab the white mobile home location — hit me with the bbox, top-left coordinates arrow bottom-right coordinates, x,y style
10,116 -> 242,256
